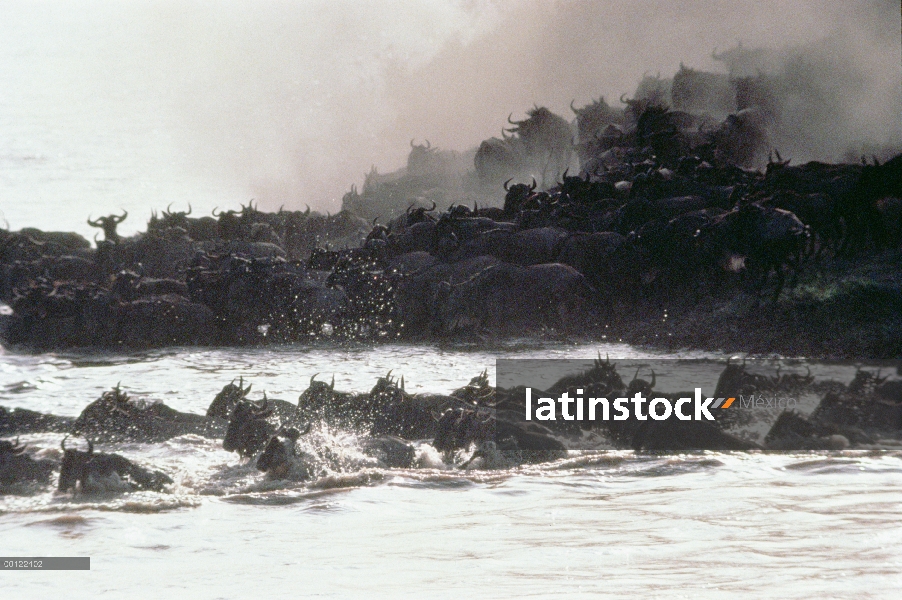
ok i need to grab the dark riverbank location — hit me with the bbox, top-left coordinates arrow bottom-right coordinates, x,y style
612,250 -> 902,359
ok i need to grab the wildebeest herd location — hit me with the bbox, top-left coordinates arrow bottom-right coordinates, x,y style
2,359 -> 900,495
1,55 -> 900,350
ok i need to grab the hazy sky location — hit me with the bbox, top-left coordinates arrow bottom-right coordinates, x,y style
1,0 -> 899,221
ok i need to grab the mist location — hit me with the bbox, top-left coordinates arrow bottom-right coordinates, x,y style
2,0 -> 900,223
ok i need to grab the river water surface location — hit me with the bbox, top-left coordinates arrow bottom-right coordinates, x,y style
1,342 -> 900,599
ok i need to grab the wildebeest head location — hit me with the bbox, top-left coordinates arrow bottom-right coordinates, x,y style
0,437 -> 54,487
407,139 -> 437,175
503,178 -> 537,214
848,369 -> 888,396
369,370 -> 409,407
87,211 -> 127,243
431,407 -> 494,453
0,437 -> 26,457
255,424 -> 312,476
450,369 -> 495,405
404,201 -> 438,227
223,397 -> 275,457
149,203 -> 193,233
626,368 -> 656,398
207,376 -> 253,419
297,373 -> 337,413
58,435 -> 94,492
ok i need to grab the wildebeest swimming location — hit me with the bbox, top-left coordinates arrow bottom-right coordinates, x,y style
58,436 -> 172,494
0,361 -> 900,496
0,437 -> 54,489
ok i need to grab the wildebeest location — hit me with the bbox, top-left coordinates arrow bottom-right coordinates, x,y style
0,437 -> 55,489
87,211 -> 128,244
256,425 -> 314,479
506,106 -> 575,187
1,404 -> 75,435
670,63 -> 734,117
360,435 -> 417,468
295,373 -> 373,431
430,260 -> 597,335
432,406 -> 566,465
207,377 -> 253,419
222,398 -> 277,457
764,411 -> 852,450
475,136 -> 526,188
58,436 -> 172,493
698,202 -> 808,301
73,384 -> 224,443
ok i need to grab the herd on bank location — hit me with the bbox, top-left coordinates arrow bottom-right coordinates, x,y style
1,61 -> 901,349
2,359 -> 901,494
0,150 -> 899,350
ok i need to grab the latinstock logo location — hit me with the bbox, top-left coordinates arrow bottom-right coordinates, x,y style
524,388 -> 734,422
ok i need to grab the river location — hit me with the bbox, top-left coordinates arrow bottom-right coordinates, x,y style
1,342 -> 900,598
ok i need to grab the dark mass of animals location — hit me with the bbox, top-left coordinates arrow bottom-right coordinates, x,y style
1,49 -> 900,350
1,360 -> 900,494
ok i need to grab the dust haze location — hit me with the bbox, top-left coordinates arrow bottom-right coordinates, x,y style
119,0 -> 902,211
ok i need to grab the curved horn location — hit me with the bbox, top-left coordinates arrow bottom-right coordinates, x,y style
61,434 -> 70,452
507,113 -> 517,125
185,204 -> 192,216
212,206 -> 222,217
620,93 -> 629,105
400,375 -> 405,391
310,373 -> 320,385
410,138 -> 415,148
530,177 -> 537,191
305,205 -> 311,216
570,99 -> 579,114
428,201 -> 436,211
87,215 -> 101,227
330,374 -> 335,391
425,140 -> 431,149
114,210 -> 128,223
165,202 -> 173,216
373,217 -> 379,226
503,178 -> 513,191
